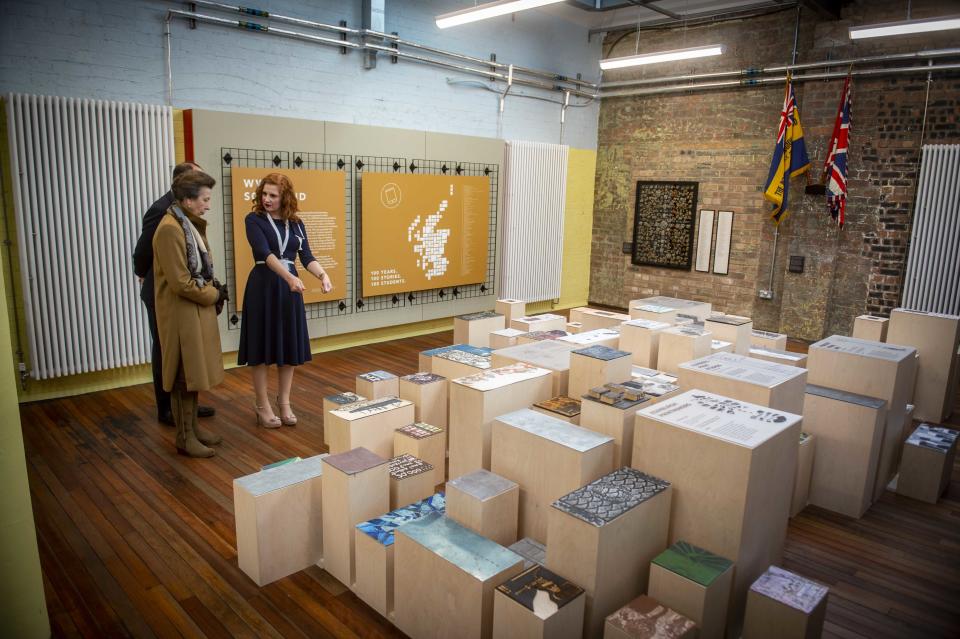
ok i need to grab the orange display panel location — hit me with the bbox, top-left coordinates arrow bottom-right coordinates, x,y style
230,167 -> 346,306
360,173 -> 489,297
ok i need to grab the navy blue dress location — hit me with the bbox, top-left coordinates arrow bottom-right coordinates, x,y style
238,212 -> 316,366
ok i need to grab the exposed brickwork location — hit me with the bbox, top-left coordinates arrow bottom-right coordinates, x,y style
592,0 -> 960,340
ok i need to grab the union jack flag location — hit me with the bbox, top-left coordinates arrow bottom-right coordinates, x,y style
823,75 -> 852,228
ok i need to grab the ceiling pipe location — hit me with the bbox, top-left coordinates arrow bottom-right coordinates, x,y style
600,48 -> 960,89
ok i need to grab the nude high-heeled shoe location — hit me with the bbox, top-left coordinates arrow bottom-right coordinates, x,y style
277,396 -> 298,426
255,403 -> 281,428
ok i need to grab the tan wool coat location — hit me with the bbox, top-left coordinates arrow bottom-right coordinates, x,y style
153,210 -> 224,392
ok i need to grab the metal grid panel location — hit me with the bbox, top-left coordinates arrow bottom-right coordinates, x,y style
354,156 -> 409,313
220,148 -> 288,329
291,152 -> 354,318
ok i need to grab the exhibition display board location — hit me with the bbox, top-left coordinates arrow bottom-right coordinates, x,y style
360,172 -> 490,297
230,166 -> 346,306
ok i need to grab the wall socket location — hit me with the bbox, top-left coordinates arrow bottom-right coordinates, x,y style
758,289 -> 774,300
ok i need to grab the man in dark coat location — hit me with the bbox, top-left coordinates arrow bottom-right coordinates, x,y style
133,162 -> 216,425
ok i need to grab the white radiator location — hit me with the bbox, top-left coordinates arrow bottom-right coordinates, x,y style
902,144 -> 960,315
5,94 -> 174,379
500,140 -> 568,303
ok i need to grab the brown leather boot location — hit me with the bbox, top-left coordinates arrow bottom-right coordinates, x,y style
192,407 -> 222,446
174,389 -> 215,458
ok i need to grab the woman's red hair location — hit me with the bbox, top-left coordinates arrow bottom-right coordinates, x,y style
253,173 -> 300,223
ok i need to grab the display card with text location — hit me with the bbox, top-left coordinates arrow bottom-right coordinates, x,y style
230,167 -> 346,306
360,172 -> 489,296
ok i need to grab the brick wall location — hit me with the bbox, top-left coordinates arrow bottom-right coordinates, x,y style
592,0 -> 960,340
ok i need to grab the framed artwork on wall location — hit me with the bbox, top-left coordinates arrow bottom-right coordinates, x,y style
695,209 -> 715,273
713,210 -> 734,275
631,180 -> 699,270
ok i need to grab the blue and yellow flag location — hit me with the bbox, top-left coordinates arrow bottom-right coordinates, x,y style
764,75 -> 810,224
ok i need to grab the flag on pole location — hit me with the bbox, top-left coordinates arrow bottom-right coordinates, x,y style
763,75 -> 810,224
823,75 -> 852,228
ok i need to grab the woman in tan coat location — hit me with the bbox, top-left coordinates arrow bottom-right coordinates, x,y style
153,171 -> 228,457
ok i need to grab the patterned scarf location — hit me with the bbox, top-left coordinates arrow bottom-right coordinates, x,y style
169,204 -> 213,288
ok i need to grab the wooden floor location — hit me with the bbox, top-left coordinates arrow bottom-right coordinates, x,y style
19,330 -> 960,638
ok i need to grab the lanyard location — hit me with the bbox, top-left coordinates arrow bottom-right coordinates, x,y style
268,216 -> 290,259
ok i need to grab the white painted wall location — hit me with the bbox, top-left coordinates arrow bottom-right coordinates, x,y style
0,0 -> 602,149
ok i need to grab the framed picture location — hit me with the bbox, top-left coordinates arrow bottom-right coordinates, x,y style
631,181 -> 699,270
695,209 -> 715,273
713,210 -> 734,275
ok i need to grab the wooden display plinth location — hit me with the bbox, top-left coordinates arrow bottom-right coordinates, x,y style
518,330 -> 571,345
455,311 -> 506,348
604,595 -> 698,638
389,454 -> 435,509
447,469 -> 519,546
355,370 -> 399,399
629,370 -> 681,405
398,372 -> 448,431
630,303 -> 683,325
234,454 -> 327,587
491,408 -> 614,543
803,385 -> 886,518
677,352 -> 807,415
579,309 -> 630,332
449,363 -> 553,479
419,344 -> 492,374
327,397 -> 415,460
630,296 -> 711,322
568,307 -> 591,324
704,314 -> 753,355
807,335 -> 918,501
559,328 -> 622,350
511,313 -> 567,333
620,319 -> 671,367
657,326 -> 712,375
394,422 -> 446,486
321,448 -> 389,588
491,340 -> 578,397
790,433 -> 815,518
749,346 -> 807,368
496,298 -> 526,325
567,321 -> 583,334
897,424 -> 959,503
711,340 -> 733,354
532,396 -> 581,424
579,386 -> 652,469
568,345 -> 633,402
546,468 -> 672,639
509,537 -> 547,569
490,328 -> 526,349
433,348 -> 493,381
852,314 -> 889,342
632,391 -> 802,635
742,566 -> 828,639
493,565 -> 586,639
648,541 -> 734,639
353,493 -> 444,618
394,512 -> 524,639
751,329 -> 788,351
323,392 -> 365,446
886,308 -> 960,423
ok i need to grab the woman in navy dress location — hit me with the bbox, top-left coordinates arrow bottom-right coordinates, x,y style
238,173 -> 332,427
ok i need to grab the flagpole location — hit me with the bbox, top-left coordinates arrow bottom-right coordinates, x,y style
763,4 -> 802,300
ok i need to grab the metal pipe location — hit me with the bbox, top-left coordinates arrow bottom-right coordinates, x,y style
599,63 -> 960,98
164,13 -> 173,105
590,1 -> 798,37
600,48 -> 960,89
190,0 -> 360,35
366,29 -> 600,90
167,9 -> 361,49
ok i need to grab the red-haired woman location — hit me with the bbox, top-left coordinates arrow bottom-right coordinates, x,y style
238,173 -> 332,427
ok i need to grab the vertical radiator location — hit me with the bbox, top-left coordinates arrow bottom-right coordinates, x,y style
500,140 -> 568,302
902,144 -> 960,315
5,94 -> 174,379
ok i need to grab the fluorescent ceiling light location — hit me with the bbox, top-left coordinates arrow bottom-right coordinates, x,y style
436,0 -> 565,29
600,45 -> 725,70
849,15 -> 960,39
